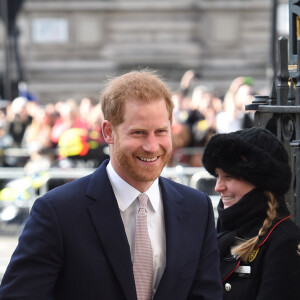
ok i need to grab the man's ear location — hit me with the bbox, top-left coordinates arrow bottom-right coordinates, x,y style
102,120 -> 114,144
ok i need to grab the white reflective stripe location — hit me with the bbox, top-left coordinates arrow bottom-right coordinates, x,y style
234,266 -> 251,274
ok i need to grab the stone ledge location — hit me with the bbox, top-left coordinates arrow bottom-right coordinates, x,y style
24,1 -> 270,12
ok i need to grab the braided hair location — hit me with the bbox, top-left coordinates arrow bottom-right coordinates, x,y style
231,191 -> 277,262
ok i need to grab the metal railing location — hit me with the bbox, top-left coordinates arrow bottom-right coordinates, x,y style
0,165 -> 219,229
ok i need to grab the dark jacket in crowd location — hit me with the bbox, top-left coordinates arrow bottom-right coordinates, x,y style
217,188 -> 300,300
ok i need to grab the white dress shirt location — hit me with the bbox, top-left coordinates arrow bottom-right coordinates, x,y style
106,162 -> 166,295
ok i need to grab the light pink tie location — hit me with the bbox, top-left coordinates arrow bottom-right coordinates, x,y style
133,193 -> 153,300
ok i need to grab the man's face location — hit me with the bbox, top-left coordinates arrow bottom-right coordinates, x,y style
104,98 -> 172,191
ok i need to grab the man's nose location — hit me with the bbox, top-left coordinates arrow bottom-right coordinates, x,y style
143,133 -> 159,152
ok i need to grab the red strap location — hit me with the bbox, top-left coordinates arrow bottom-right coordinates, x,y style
257,215 -> 290,247
222,260 -> 241,283
222,216 -> 290,283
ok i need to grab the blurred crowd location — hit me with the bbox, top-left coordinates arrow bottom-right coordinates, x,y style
0,70 -> 256,171
0,95 -> 108,171
170,70 -> 255,167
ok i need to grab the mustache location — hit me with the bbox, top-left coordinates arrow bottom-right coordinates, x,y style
135,151 -> 164,158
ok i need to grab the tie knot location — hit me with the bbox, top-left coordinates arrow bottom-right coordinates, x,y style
138,193 -> 149,209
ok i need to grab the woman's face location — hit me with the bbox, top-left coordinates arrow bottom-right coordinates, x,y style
215,168 -> 256,209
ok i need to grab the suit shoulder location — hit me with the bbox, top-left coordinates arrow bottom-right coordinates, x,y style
37,172 -> 93,209
159,176 -> 210,202
44,161 -> 108,202
49,173 -> 90,194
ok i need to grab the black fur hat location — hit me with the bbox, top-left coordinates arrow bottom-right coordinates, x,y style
202,127 -> 291,195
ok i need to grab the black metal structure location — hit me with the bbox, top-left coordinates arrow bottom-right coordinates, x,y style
0,0 -> 25,100
246,0 -> 300,225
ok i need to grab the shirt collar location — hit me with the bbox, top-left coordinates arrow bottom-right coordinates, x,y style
106,161 -> 160,212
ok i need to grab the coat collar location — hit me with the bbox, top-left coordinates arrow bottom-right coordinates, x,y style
86,160 -> 137,300
217,188 -> 267,233
154,177 -> 187,299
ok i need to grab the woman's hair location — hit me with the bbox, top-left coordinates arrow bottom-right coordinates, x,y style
100,69 -> 174,127
231,191 -> 278,262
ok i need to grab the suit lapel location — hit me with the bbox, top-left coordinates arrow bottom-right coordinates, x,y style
154,178 -> 187,298
87,162 -> 136,300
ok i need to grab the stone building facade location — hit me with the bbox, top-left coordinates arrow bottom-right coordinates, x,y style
0,0 -> 287,103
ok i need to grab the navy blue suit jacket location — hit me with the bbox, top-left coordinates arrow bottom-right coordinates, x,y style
0,160 -> 222,299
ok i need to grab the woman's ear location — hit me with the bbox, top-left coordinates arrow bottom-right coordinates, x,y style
102,120 -> 114,144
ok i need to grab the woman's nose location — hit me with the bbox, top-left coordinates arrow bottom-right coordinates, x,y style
215,178 -> 225,193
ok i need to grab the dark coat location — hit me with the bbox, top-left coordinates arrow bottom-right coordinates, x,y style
217,188 -> 300,300
0,159 -> 222,300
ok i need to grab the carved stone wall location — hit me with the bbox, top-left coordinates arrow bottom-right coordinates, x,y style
0,0 -> 275,102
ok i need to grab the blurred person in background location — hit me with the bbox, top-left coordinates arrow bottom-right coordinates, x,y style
202,127 -> 300,300
190,87 -> 222,147
171,70 -> 218,166
169,91 -> 192,166
7,97 -> 32,147
82,102 -> 109,166
216,77 -> 254,133
188,89 -> 223,167
22,104 -> 56,172
22,104 -> 54,152
4,97 -> 32,166
56,99 -> 108,168
171,69 -> 224,166
78,96 -> 98,130
0,119 -> 14,167
50,98 -> 84,146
